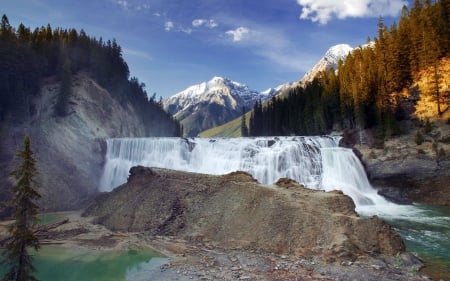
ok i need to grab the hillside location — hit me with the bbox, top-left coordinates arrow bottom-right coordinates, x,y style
0,19 -> 180,215
199,111 -> 251,137
300,44 -> 353,85
246,1 -> 449,138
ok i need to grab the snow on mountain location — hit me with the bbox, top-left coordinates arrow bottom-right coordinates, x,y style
163,76 -> 281,136
163,76 -> 276,117
260,82 -> 297,98
301,44 -> 353,85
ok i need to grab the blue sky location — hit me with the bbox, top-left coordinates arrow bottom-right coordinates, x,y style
3,0 -> 410,98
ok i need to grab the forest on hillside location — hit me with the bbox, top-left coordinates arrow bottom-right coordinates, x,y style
0,15 -> 181,136
249,0 -> 450,140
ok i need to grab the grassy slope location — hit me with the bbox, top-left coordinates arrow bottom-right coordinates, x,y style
199,111 -> 252,138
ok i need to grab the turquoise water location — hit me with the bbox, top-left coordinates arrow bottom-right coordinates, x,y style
2,246 -> 163,281
37,213 -> 63,225
384,205 -> 450,280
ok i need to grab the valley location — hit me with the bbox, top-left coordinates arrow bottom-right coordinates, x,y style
1,1 -> 450,280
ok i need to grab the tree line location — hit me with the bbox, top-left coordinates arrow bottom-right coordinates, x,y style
0,15 -> 181,136
248,0 -> 449,139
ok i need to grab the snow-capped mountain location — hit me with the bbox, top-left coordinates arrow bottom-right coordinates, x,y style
163,76 -> 279,136
163,44 -> 354,137
301,44 -> 353,85
260,82 -> 296,97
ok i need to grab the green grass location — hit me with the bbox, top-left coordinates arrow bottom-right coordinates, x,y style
199,111 -> 251,138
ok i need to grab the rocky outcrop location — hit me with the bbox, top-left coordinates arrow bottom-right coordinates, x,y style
84,166 -> 405,262
355,121 -> 450,206
0,73 -> 156,213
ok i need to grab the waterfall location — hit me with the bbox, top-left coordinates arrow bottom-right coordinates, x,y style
100,136 -> 393,211
100,136 -> 336,190
100,136 -> 449,273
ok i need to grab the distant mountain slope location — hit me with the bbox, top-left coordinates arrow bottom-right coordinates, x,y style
198,44 -> 353,137
300,44 -> 353,85
163,76 -> 278,137
199,111 -> 251,138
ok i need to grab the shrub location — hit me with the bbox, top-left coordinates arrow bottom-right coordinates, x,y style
415,131 -> 424,145
424,118 -> 432,134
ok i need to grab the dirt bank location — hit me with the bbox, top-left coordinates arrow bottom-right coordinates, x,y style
0,211 -> 430,281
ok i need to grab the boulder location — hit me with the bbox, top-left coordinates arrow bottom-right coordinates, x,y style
84,167 -> 405,262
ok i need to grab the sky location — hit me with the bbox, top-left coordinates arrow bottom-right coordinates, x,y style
3,0 -> 411,98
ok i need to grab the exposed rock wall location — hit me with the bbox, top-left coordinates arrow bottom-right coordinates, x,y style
0,73 -> 152,213
354,122 -> 450,206
84,167 -> 405,262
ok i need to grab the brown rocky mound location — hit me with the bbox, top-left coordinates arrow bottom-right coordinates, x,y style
84,166 -> 405,263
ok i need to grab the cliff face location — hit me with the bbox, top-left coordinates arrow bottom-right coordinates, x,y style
0,73 -> 157,213
356,128 -> 450,206
85,167 -> 405,262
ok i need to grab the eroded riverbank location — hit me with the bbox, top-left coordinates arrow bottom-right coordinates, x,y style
0,211 -> 432,281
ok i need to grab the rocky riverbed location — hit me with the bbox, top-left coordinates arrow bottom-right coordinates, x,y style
0,211 -> 430,281
76,166 -> 434,281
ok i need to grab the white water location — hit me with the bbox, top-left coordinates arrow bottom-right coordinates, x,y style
100,136 -> 335,191
100,136 -> 450,275
99,136 -> 419,215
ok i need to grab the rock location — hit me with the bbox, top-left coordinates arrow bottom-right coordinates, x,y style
356,130 -> 450,206
84,167 -> 405,262
376,185 -> 413,205
0,73 -> 175,214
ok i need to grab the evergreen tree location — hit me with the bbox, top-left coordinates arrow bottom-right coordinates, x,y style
2,136 -> 41,281
240,107 -> 249,137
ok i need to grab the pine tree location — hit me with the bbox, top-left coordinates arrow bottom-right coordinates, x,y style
240,107 -> 249,137
2,136 -> 41,281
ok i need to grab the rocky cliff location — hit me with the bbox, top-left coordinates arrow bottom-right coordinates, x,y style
85,166 -> 405,262
355,122 -> 450,206
0,73 -> 166,214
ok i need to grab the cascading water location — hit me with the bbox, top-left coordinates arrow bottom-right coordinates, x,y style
100,136 -> 449,277
99,136 -> 414,212
100,136 -> 336,192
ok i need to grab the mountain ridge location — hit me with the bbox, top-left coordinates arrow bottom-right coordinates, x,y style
163,76 -> 280,136
196,44 -> 354,137
300,43 -> 353,85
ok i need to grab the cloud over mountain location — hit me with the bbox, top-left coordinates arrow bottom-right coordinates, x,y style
297,0 -> 408,24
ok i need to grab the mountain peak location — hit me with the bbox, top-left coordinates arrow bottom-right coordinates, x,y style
163,76 -> 279,136
324,44 -> 353,60
301,43 -> 353,85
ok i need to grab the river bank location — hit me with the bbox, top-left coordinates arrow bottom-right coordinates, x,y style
0,211 -> 432,281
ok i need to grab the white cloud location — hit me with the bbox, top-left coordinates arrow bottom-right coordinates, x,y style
164,21 -> 192,33
192,19 -> 218,29
225,27 -> 250,42
114,0 -> 151,11
297,0 -> 408,24
164,21 -> 174,31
